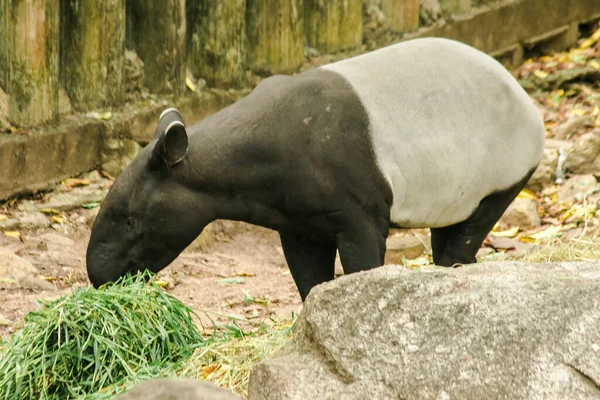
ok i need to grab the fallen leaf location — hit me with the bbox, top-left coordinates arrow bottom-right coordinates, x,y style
533,70 -> 549,79
0,278 -> 17,284
154,280 -> 169,288
39,208 -> 61,215
4,231 -> 20,238
572,108 -> 587,116
590,60 -> 600,70
52,216 -> 63,224
63,178 -> 91,188
491,226 -> 520,238
517,189 -> 537,200
82,202 -> 100,209
216,277 -> 245,285
0,215 -> 6,221
37,275 -> 57,282
186,77 -> 197,92
232,271 -> 256,277
90,111 -> 112,120
100,170 -> 116,181
527,225 -> 562,240
202,365 -> 217,378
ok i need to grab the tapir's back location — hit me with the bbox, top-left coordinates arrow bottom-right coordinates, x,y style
321,37 -> 545,228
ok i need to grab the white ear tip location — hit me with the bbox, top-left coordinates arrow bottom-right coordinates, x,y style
164,120 -> 186,134
159,107 -> 182,121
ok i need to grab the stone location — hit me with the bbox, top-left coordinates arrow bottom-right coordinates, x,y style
102,138 -> 142,177
0,248 -> 38,281
385,234 -> 427,262
113,378 -> 242,400
0,211 -> 51,231
552,115 -> 594,140
0,86 -> 9,131
526,148 -> 558,192
0,313 -> 11,326
124,49 -> 145,97
557,174 -> 600,203
19,276 -> 57,292
249,262 -> 600,399
419,0 -> 442,26
498,197 -> 541,231
36,184 -> 106,211
565,130 -> 600,175
39,232 -> 75,247
58,86 -> 73,116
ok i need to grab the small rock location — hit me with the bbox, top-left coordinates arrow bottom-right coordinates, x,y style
487,236 -> 528,252
557,175 -> 600,203
19,276 -> 56,291
552,115 -> 594,140
0,86 -> 9,131
114,378 -> 242,400
0,313 -> 11,326
565,130 -> 600,174
499,198 -> 541,231
385,235 -> 427,263
335,255 -> 344,277
36,185 -> 105,211
0,248 -> 38,281
58,86 -> 72,115
39,232 -> 75,247
526,149 -> 558,192
476,247 -> 496,259
0,211 -> 51,231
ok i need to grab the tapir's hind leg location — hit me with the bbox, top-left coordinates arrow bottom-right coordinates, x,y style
279,232 -> 337,301
432,168 -> 536,267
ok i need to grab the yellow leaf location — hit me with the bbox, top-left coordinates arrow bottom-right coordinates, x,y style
572,108 -> 587,116
154,280 -> 169,288
579,28 -> 600,49
4,231 -> 20,238
233,271 -> 256,277
593,106 -> 600,116
590,60 -> 600,70
533,70 -> 549,79
517,189 -> 536,200
0,215 -> 6,221
491,227 -> 520,238
202,365 -> 217,378
62,178 -> 91,188
39,208 -> 61,215
52,216 -> 64,224
528,225 -> 562,240
186,77 -> 196,92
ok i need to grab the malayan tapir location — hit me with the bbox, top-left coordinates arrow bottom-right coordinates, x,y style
86,37 -> 545,301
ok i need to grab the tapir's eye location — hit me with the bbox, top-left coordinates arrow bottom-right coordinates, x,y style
126,218 -> 135,231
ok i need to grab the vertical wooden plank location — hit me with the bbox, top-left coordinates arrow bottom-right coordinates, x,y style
9,0 -> 59,126
60,0 -> 125,111
381,0 -> 420,33
246,0 -> 304,75
188,1 -> 247,88
304,0 -> 363,53
127,0 -> 187,94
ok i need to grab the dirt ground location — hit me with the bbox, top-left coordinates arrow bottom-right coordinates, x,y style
0,192 -> 306,339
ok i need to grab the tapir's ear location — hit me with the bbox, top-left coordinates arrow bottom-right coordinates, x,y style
150,121 -> 189,170
153,108 -> 186,141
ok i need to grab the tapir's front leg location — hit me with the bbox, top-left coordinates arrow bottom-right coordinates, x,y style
278,232 -> 337,301
335,213 -> 389,275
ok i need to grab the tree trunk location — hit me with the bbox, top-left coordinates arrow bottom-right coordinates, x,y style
381,0 -> 420,33
304,0 -> 363,53
128,0 -> 186,94
8,0 -> 59,126
188,1 -> 247,89
60,0 -> 125,111
246,0 -> 304,75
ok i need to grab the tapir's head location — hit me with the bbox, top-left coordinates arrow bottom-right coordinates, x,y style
86,108 -> 213,288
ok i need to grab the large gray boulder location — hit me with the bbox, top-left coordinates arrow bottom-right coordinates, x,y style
113,378 -> 241,400
249,262 -> 600,400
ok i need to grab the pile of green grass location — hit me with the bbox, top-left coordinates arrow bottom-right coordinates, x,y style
0,273 -> 206,400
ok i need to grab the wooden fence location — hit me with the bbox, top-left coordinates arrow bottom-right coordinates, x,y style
0,0 -> 422,128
